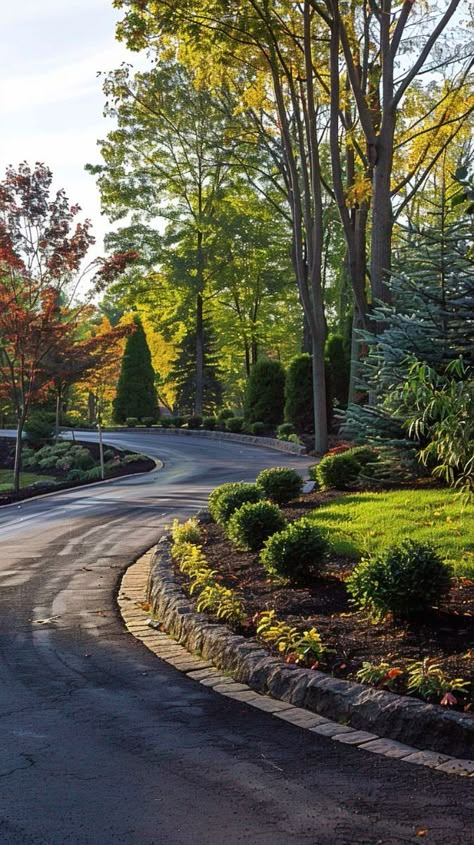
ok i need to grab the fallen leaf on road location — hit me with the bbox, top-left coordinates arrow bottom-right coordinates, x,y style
416,830 -> 428,837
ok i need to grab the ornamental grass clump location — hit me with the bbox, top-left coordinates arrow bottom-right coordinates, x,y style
208,482 -> 263,525
227,500 -> 286,551
256,466 -> 303,505
346,539 -> 453,621
260,518 -> 329,583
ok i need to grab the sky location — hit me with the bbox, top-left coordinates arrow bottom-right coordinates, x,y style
0,0 -> 138,254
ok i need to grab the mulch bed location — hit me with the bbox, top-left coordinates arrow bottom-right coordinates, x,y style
183,490 -> 474,712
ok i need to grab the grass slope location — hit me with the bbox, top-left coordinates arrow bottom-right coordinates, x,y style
0,470 -> 55,492
311,488 -> 474,577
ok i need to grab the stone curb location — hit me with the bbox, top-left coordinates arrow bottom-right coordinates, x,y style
71,426 -> 307,455
141,538 -> 474,767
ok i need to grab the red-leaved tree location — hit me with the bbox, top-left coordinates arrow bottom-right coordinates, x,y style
0,162 -> 138,491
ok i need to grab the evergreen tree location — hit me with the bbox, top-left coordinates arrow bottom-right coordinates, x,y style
172,325 -> 223,415
244,358 -> 285,427
113,316 -> 159,422
284,354 -> 313,434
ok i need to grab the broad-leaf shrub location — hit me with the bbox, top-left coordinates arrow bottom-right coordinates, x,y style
346,539 -> 453,620
276,423 -> 295,441
187,415 -> 202,429
208,482 -> 263,525
226,500 -> 286,551
260,518 -> 328,582
217,408 -> 234,420
311,452 -> 361,490
226,416 -> 244,433
202,416 -> 217,430
142,416 -> 155,427
249,421 -> 265,435
256,467 -> 303,505
125,417 -> 138,427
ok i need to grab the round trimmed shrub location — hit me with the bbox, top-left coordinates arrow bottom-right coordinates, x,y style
227,500 -> 286,551
202,416 -> 217,430
217,409 -> 234,420
173,416 -> 185,428
311,451 -> 361,490
244,358 -> 285,426
208,482 -> 264,525
159,417 -> 173,428
348,446 -> 378,466
187,415 -> 202,429
256,467 -> 303,505
125,417 -> 138,428
226,417 -> 244,433
346,539 -> 453,620
276,423 -> 295,440
260,518 -> 329,582
249,421 -> 265,436
142,416 -> 155,427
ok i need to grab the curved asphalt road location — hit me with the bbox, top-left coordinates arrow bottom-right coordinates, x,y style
0,432 -> 472,845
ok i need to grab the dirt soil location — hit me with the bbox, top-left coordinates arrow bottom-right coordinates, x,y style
188,490 -> 474,711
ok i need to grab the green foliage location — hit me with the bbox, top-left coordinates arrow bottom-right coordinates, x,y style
226,416 -> 244,432
244,358 -> 285,426
125,417 -> 138,427
255,610 -> 327,663
249,421 -> 265,435
24,414 -> 54,446
122,452 -> 149,464
171,517 -> 201,546
208,481 -> 264,525
406,658 -> 469,703
173,325 -> 223,415
217,409 -> 234,420
356,661 -> 402,689
187,415 -> 202,429
256,466 -> 303,505
346,539 -> 453,620
142,416 -> 155,427
284,353 -> 313,434
325,334 -> 349,412
226,500 -> 286,551
260,518 -> 328,582
195,584 -> 245,623
202,416 -> 217,430
113,316 -> 159,423
394,357 -> 474,494
276,423 -> 295,440
312,452 -> 362,490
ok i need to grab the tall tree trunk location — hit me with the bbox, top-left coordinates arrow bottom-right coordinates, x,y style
13,413 -> 26,494
195,291 -> 204,415
370,119 -> 395,306
348,306 -> 365,404
88,391 -> 96,424
311,336 -> 327,453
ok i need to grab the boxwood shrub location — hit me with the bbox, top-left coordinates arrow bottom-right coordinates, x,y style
227,500 -> 286,551
208,482 -> 264,525
256,467 -> 303,505
346,539 -> 453,621
311,452 -> 361,490
226,417 -> 244,433
260,518 -> 329,582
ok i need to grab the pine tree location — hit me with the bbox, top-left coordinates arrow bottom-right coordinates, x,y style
113,316 -> 159,422
172,325 -> 223,415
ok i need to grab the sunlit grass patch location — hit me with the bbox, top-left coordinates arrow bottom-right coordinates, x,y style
0,469 -> 55,492
311,489 -> 474,578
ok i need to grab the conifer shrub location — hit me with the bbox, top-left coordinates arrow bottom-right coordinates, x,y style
256,467 -> 303,505
227,500 -> 286,551
208,482 -> 264,525
226,417 -> 244,433
311,451 -> 361,490
346,540 -> 453,621
284,353 -> 313,433
244,358 -> 285,426
260,518 -> 329,582
113,316 -> 159,423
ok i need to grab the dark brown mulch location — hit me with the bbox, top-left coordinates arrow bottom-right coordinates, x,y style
188,492 -> 474,711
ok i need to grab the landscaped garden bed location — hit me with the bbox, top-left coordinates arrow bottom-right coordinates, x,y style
169,465 -> 474,716
0,437 -> 155,505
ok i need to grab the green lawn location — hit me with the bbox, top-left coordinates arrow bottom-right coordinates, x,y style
311,488 -> 474,577
0,469 -> 56,492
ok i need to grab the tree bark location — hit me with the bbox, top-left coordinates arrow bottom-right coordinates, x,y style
195,291 -> 204,415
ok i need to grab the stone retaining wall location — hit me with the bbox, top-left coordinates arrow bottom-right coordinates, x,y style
147,537 -> 474,760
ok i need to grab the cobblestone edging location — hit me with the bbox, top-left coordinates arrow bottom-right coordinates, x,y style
72,426 -> 307,455
142,537 -> 474,769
